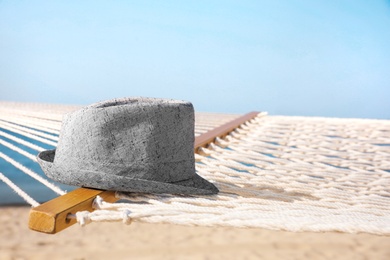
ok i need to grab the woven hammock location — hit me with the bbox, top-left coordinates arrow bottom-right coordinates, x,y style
0,101 -> 389,235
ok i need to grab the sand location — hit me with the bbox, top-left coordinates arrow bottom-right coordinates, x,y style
1,207 -> 389,260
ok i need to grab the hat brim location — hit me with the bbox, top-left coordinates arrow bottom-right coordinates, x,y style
37,149 -> 218,195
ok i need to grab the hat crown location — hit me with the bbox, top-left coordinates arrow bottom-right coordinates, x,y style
53,97 -> 195,183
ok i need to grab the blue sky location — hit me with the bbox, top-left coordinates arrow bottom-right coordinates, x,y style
1,1 -> 389,118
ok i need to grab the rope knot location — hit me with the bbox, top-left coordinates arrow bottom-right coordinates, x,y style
93,195 -> 104,209
76,211 -> 92,227
122,209 -> 132,225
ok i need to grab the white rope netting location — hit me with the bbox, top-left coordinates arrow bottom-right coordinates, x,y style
79,115 -> 390,235
1,101 -> 389,235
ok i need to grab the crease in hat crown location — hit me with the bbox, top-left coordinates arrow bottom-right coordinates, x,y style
37,97 -> 219,195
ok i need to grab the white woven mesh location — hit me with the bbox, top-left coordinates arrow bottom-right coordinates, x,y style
91,115 -> 390,235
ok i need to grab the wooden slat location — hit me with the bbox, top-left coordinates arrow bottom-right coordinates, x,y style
28,111 -> 260,234
29,189 -> 116,234
194,111 -> 260,152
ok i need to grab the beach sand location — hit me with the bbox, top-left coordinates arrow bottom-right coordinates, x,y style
1,207 -> 389,260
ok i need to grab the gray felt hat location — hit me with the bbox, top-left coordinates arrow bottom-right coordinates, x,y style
37,97 -> 218,195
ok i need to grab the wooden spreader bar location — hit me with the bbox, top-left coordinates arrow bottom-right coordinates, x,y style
28,111 -> 260,234
194,111 -> 260,152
